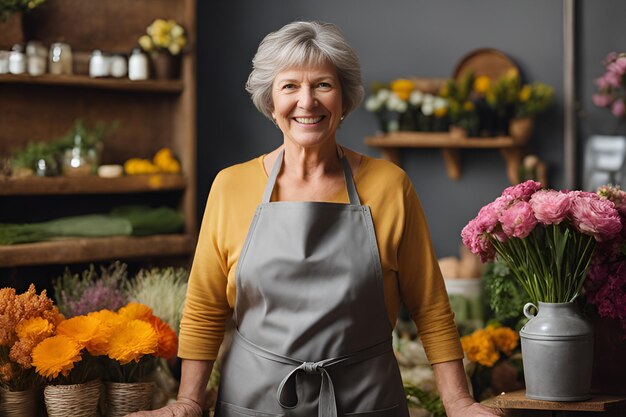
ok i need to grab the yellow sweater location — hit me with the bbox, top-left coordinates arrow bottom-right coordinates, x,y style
178,154 -> 463,364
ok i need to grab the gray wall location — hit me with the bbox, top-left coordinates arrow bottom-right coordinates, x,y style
196,1 -> 624,258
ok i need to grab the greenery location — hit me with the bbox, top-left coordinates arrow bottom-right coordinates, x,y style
482,259 -> 527,329
404,384 -> 446,417
0,0 -> 44,22
515,82 -> 554,118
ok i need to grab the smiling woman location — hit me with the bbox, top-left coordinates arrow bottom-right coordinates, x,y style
129,21 -> 501,417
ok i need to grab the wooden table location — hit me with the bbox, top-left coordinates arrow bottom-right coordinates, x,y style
482,390 -> 626,416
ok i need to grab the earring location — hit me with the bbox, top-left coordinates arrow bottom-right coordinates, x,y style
340,115 -> 345,121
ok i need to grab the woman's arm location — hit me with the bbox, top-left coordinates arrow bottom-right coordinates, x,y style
127,359 -> 214,417
432,359 -> 503,417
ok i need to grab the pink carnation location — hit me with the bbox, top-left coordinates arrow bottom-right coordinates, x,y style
499,201 -> 538,239
461,217 -> 496,262
570,192 -> 622,241
501,180 -> 542,202
612,100 -> 626,118
592,93 -> 614,107
530,190 -> 572,225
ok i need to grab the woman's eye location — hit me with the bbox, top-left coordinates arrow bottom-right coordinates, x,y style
318,82 -> 331,88
282,84 -> 296,90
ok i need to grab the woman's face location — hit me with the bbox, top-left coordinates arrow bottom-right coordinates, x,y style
271,60 -> 344,149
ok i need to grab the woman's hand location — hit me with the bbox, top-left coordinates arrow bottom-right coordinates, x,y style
125,398 -> 203,417
444,395 -> 504,417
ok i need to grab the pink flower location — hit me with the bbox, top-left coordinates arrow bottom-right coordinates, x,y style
604,71 -> 622,88
501,180 -> 542,202
612,100 -> 626,118
592,93 -> 614,107
530,190 -> 572,225
570,193 -> 622,241
499,201 -> 538,239
461,218 -> 496,262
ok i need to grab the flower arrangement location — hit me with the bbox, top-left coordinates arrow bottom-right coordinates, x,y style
0,285 -> 63,391
585,185 -> 626,332
138,18 -> 187,56
97,302 -> 178,383
53,262 -> 129,318
462,180 -> 622,304
514,82 -> 554,118
592,52 -> 626,119
461,323 -> 522,400
440,71 -> 480,136
0,0 -> 44,22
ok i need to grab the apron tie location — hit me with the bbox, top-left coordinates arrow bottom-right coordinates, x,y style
277,361 -> 337,417
230,331 -> 393,416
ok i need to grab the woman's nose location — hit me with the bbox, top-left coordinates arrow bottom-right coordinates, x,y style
297,87 -> 317,109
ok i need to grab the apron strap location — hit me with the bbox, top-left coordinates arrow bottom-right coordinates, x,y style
261,146 -> 361,205
233,331 -> 392,417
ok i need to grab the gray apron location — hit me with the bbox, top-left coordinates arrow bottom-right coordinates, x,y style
216,148 -> 409,417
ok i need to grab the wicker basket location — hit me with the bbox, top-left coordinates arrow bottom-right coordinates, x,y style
0,387 -> 39,417
105,381 -> 154,417
43,379 -> 101,417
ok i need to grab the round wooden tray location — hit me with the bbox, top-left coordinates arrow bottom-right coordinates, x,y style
453,48 -> 519,82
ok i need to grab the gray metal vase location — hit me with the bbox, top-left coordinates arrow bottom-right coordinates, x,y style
520,301 -> 594,401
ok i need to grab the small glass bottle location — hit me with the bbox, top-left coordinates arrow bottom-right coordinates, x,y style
89,49 -> 108,78
49,42 -> 73,75
109,54 -> 127,78
26,41 -> 47,76
9,44 -> 26,75
128,48 -> 148,80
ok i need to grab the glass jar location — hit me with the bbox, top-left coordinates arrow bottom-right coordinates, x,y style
89,49 -> 109,78
0,50 -> 9,74
26,41 -> 47,76
62,133 -> 96,176
49,42 -> 73,75
9,44 -> 26,75
128,48 -> 148,80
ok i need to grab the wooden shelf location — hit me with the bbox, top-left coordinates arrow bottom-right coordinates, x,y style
482,390 -> 626,415
0,74 -> 184,93
0,174 -> 187,196
365,132 -> 527,184
0,234 -> 195,267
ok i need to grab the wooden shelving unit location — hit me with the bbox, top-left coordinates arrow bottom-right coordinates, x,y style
0,0 -> 197,275
0,174 -> 187,196
365,131 -> 527,184
0,235 -> 195,268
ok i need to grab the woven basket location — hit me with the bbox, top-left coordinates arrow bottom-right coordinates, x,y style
0,387 -> 39,417
43,379 -> 101,417
105,381 -> 154,417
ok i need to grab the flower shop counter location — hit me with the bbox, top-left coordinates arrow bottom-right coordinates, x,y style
482,390 -> 626,416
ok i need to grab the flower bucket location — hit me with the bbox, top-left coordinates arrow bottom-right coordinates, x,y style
151,52 -> 181,80
104,381 -> 154,417
520,302 -> 593,401
0,387 -> 39,417
43,379 -> 101,417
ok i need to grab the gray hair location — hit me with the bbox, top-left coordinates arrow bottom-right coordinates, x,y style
246,21 -> 364,121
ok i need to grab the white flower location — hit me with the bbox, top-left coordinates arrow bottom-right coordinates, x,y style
386,93 -> 408,113
433,97 -> 448,110
168,43 -> 181,55
409,91 -> 424,106
377,89 -> 391,102
365,96 -> 383,112
423,94 -> 435,105
421,102 -> 434,116
396,100 -> 408,113
171,24 -> 185,38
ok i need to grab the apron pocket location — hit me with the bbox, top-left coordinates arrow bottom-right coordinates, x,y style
345,404 -> 400,417
217,401 -> 285,417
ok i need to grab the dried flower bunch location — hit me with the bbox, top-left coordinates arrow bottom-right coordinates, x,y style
138,18 -> 187,56
0,285 -> 63,390
461,324 -> 519,367
462,180 -> 621,304
592,52 -> 626,119
0,0 -> 44,22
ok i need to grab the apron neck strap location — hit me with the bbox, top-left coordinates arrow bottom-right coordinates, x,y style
262,146 -> 361,205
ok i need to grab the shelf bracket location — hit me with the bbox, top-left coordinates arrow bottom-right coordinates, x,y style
440,149 -> 461,180
500,147 -> 523,184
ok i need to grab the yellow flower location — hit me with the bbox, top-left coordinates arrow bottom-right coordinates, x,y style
16,317 -> 54,342
434,107 -> 448,118
138,35 -> 153,52
461,329 -> 500,367
518,85 -> 532,102
390,79 -> 415,101
57,315 -> 108,356
462,101 -> 475,112
488,325 -> 519,355
107,319 -> 158,364
118,302 -> 153,321
474,76 -> 491,95
505,68 -> 519,80
32,335 -> 82,380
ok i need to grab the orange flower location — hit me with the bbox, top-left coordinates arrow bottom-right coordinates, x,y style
148,315 -> 178,359
118,302 -> 153,321
32,335 -> 82,380
57,315 -> 108,356
487,325 -> 519,355
16,317 -> 54,342
107,319 -> 158,364
461,329 -> 500,367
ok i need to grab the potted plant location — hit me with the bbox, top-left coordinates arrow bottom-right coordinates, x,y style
138,18 -> 187,79
461,180 -> 622,401
509,81 -> 554,144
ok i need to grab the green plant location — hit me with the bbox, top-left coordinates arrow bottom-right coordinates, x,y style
52,119 -> 119,153
10,141 -> 56,171
482,259 -> 527,329
515,82 -> 554,118
404,384 -> 446,417
0,0 -> 45,22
